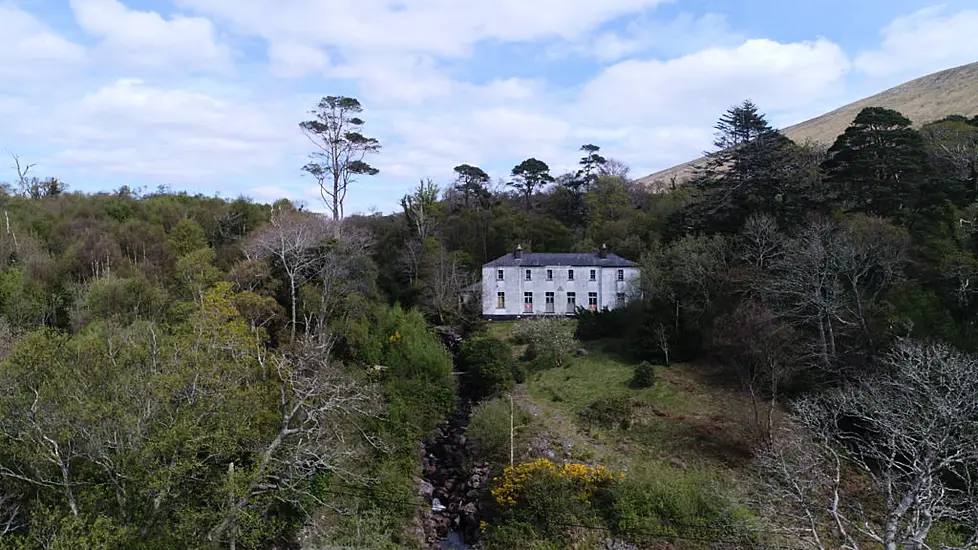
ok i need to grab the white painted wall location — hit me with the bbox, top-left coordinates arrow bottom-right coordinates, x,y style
481,264 -> 640,317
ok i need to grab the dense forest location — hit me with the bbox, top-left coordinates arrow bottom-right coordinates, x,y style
0,95 -> 976,550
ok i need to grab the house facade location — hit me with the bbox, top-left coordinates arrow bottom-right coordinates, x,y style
481,245 -> 640,319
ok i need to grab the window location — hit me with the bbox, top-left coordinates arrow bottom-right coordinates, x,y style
568,269 -> 575,281
566,292 -> 576,312
497,269 -> 504,280
525,269 -> 532,281
545,292 -> 555,313
616,293 -> 625,307
523,292 -> 533,312
496,292 -> 505,309
588,292 -> 598,310
617,269 -> 624,281
589,269 -> 596,281
546,269 -> 553,280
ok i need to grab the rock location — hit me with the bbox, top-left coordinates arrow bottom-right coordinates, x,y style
444,479 -> 454,491
669,457 -> 687,471
420,480 -> 434,499
576,347 -> 589,356
461,502 -> 477,516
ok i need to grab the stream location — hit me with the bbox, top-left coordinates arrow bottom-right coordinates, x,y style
418,329 -> 490,549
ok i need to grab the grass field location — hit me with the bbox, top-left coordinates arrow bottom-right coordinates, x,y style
486,321 -> 758,476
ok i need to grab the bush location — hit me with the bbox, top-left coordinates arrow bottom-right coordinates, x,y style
630,361 -> 656,389
468,398 -> 535,467
459,336 -> 520,399
592,467 -> 756,545
513,317 -> 578,369
489,459 -> 622,537
575,306 -> 632,341
579,395 -> 640,430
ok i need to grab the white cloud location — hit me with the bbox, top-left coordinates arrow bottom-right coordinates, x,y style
0,2 -> 86,85
548,12 -> 743,62
578,37 -> 851,127
854,6 -> 978,78
178,0 -> 670,58
69,0 -> 232,73
44,79 -> 298,180
267,42 -> 330,78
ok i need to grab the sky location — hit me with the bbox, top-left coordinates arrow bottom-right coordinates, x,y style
1,0 -> 977,215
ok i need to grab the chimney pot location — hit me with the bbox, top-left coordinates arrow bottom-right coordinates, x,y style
514,244 -> 523,259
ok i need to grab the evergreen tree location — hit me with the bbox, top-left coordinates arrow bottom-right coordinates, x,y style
452,164 -> 491,210
509,158 -> 554,211
822,107 -> 932,223
680,100 -> 819,234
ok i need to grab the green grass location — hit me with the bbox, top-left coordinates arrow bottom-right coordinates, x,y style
475,322 -> 766,548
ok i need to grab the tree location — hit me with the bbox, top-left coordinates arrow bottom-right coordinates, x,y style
513,316 -> 577,369
509,158 -> 554,211
575,144 -> 607,192
823,107 -> 930,221
400,178 -> 440,244
597,157 -> 631,182
245,210 -> 329,340
419,241 -> 470,325
757,339 -> 978,550
684,100 -> 820,233
453,164 -> 491,210
710,300 -> 797,443
300,96 -> 381,220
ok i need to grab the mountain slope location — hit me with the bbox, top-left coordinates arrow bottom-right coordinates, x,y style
635,61 -> 978,191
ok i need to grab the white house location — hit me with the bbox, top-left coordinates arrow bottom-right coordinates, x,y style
481,244 -> 641,319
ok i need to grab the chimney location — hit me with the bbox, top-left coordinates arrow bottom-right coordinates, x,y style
514,244 -> 523,260
599,243 -> 608,259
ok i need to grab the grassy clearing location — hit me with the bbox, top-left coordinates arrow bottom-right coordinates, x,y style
474,323 -> 764,548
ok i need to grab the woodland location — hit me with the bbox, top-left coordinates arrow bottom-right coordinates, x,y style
0,95 -> 975,549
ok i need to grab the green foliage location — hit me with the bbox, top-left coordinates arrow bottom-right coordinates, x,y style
579,395 -> 640,430
459,336 -> 522,399
167,218 -> 209,256
631,361 -> 656,389
592,467 -> 755,545
513,316 -> 578,369
468,397 -> 536,468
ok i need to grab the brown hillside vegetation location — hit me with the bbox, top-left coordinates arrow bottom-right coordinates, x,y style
635,60 -> 978,191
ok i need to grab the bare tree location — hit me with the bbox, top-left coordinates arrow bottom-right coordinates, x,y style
309,221 -> 375,334
421,243 -> 470,325
208,336 -> 383,545
831,216 -> 909,351
597,157 -> 631,182
757,339 -> 978,550
765,218 -> 845,371
711,300 -> 796,443
245,211 -> 329,340
0,489 -> 22,536
300,96 -> 381,220
740,213 -> 784,271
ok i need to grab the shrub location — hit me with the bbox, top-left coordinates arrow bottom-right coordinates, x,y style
468,398 -> 535,467
513,317 -> 578,369
592,467 -> 756,545
490,459 -> 623,537
459,336 -> 520,399
579,395 -> 640,430
630,361 -> 656,389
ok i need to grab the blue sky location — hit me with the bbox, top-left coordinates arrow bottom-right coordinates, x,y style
1,0 -> 976,215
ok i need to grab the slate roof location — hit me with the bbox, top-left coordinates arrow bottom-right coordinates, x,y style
484,252 -> 638,268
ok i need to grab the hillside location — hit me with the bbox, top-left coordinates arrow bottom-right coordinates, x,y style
635,60 -> 978,191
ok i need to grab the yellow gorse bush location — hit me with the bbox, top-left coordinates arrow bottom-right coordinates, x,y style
490,458 -> 624,507
388,330 -> 402,344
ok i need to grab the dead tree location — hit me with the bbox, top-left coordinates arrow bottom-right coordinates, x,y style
756,338 -> 978,550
